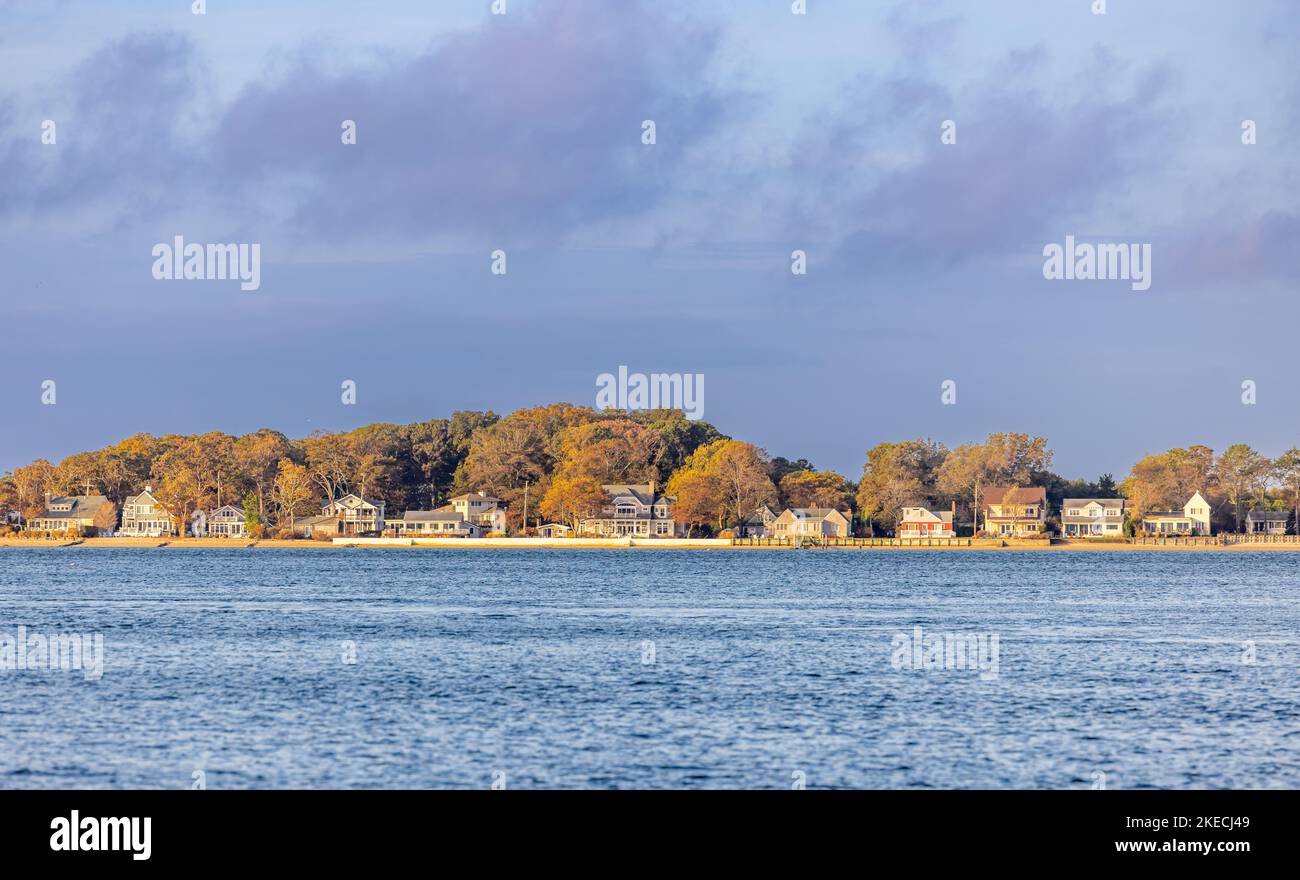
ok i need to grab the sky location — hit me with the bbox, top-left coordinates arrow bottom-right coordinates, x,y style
1,0 -> 1297,479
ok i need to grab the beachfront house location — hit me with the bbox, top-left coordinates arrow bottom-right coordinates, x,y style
1246,510 -> 1289,535
1141,491 -> 1212,536
981,487 -> 1047,536
738,505 -> 778,538
898,505 -> 955,538
445,491 -> 507,533
390,510 -> 484,537
25,494 -> 111,534
118,486 -> 176,537
536,523 -> 571,538
1061,498 -> 1126,538
580,483 -> 679,537
322,493 -> 386,537
207,504 -> 248,539
292,514 -> 338,539
772,507 -> 851,538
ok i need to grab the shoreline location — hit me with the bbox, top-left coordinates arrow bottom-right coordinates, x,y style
2,537 -> 1298,551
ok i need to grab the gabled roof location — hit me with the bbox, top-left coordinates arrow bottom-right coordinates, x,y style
602,484 -> 676,506
1246,510 -> 1288,521
326,493 -> 384,511
35,495 -> 109,520
208,505 -> 244,518
901,506 -> 953,523
1062,498 -> 1124,508
401,510 -> 470,523
450,491 -> 501,503
983,487 -> 1046,507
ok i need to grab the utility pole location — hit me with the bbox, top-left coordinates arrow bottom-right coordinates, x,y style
522,480 -> 529,536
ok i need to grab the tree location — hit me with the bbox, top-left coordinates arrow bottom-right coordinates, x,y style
781,470 -> 852,510
54,451 -> 102,496
273,459 -> 315,531
304,432 -> 352,504
666,470 -> 725,537
234,429 -> 293,523
1215,444 -> 1270,532
12,460 -> 56,525
242,491 -> 262,536
859,440 -> 947,534
92,500 -> 118,535
551,419 -> 660,485
1121,446 -> 1216,515
1271,448 -> 1300,535
936,444 -> 992,536
538,475 -> 607,533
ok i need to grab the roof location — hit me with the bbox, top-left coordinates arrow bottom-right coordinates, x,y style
450,491 -> 501,503
35,495 -> 109,520
602,484 -> 676,506
295,515 -> 336,526
901,506 -> 953,523
1246,511 -> 1288,521
401,510 -> 470,523
783,507 -> 848,520
326,493 -> 384,511
983,487 -> 1046,506
1062,498 -> 1125,508
208,505 -> 244,517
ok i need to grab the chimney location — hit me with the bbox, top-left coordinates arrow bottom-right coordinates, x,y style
648,480 -> 655,497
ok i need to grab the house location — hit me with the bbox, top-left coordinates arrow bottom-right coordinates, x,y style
292,514 -> 338,539
772,507 -> 851,538
322,493 -> 385,536
982,487 -> 1047,536
580,483 -> 679,537
390,510 -> 483,537
738,505 -> 778,538
1246,510 -> 1288,535
1061,498 -> 1125,538
25,494 -> 111,534
1141,492 -> 1212,536
207,504 -> 248,539
444,491 -> 507,533
536,523 -> 571,538
118,486 -> 175,537
898,505 -> 955,538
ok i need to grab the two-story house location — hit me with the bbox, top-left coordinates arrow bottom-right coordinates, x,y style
1141,491 -> 1212,536
772,507 -> 851,538
1061,498 -> 1125,538
206,504 -> 248,539
898,505 -> 955,538
444,491 -> 507,533
118,486 -> 176,537
323,493 -> 386,537
981,487 -> 1047,536
581,483 -> 679,537
738,505 -> 778,538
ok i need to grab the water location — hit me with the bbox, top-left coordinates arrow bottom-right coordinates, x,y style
1,548 -> 1298,789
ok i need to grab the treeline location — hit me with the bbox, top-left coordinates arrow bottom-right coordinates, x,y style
2,404 -> 1298,536
856,436 -> 1300,534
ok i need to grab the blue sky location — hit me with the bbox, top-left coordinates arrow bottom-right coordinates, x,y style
2,0 -> 1297,478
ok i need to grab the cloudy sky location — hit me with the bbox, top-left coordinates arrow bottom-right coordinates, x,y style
2,0 -> 1296,479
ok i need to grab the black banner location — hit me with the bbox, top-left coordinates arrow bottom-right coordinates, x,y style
0,790 -> 1282,866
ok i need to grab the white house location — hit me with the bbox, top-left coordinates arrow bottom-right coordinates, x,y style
738,505 -> 778,538
118,486 -> 175,537
1061,498 -> 1125,538
444,491 -> 507,533
391,510 -> 484,537
207,504 -> 248,539
322,493 -> 386,536
1142,491 -> 1212,536
772,507 -> 851,538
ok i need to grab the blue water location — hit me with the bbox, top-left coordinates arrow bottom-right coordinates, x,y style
1,548 -> 1298,789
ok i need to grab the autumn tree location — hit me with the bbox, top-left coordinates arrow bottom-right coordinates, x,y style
1121,446 -> 1216,515
92,500 -> 118,534
305,432 -> 353,503
859,440 -> 948,534
1214,444 -> 1270,532
667,470 -> 725,537
780,469 -> 852,510
12,460 -> 56,524
538,475 -> 607,532
273,459 -> 316,532
235,429 -> 293,522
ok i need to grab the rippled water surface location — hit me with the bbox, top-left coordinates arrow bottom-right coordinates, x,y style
1,548 -> 1298,789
